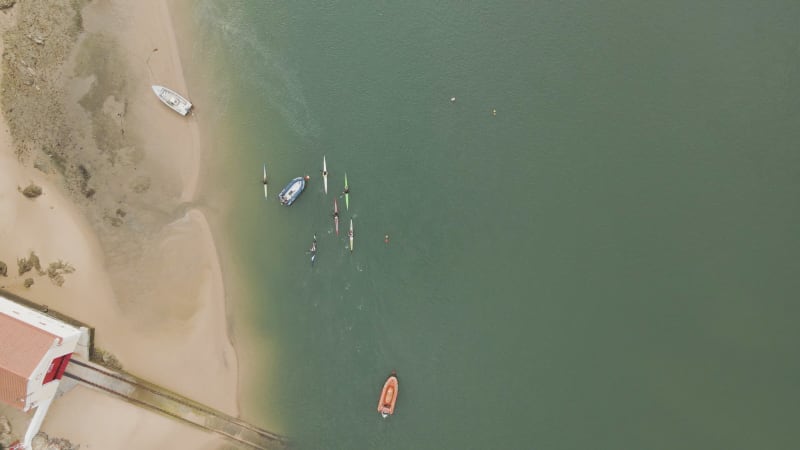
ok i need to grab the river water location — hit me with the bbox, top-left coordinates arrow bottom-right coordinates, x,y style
178,1 -> 800,449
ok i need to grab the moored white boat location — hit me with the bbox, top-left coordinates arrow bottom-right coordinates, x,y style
151,85 -> 193,116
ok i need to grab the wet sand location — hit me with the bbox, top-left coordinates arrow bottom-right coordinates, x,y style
1,0 -> 245,447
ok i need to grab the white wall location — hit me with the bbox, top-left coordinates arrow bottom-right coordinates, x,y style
25,330 -> 80,411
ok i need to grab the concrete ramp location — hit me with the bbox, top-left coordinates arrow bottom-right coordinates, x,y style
64,358 -> 287,449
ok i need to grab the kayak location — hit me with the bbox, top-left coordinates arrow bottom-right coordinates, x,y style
377,371 -> 398,418
262,164 -> 268,199
344,172 -> 350,211
333,198 -> 340,236
348,219 -> 354,252
310,234 -> 317,265
322,156 -> 328,195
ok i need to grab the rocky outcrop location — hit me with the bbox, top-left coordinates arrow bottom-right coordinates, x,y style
20,182 -> 43,198
47,261 -> 75,286
0,416 -> 14,448
32,432 -> 78,450
0,420 -> 79,450
0,1 -> 16,11
18,251 -> 43,275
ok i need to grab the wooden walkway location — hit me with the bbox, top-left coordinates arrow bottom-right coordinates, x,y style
64,358 -> 288,450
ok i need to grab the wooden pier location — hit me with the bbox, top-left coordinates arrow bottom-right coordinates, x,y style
64,358 -> 288,450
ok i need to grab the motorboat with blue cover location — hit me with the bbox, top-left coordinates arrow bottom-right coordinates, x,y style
279,176 -> 306,206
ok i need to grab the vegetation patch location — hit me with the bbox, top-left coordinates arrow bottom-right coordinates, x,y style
91,347 -> 123,371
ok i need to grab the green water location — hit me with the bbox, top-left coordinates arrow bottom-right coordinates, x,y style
181,1 -> 800,449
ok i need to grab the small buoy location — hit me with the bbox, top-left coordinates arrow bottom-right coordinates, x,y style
304,175 -> 311,181
384,234 -> 390,244
450,97 -> 456,103
491,108 -> 497,116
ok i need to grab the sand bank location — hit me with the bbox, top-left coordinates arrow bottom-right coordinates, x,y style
1,0 -> 246,448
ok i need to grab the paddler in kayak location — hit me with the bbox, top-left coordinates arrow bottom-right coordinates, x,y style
310,234 -> 317,265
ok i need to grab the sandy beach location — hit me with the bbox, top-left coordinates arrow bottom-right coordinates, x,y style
1,0 -> 246,448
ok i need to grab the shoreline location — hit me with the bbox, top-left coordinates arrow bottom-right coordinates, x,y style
1,0 -> 253,447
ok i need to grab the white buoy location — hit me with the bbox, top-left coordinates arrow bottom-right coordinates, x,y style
450,97 -> 456,103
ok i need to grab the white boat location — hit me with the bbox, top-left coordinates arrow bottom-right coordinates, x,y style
151,85 -> 192,116
322,156 -> 328,195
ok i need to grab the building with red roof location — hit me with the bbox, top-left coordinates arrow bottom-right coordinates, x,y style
1,293 -> 81,449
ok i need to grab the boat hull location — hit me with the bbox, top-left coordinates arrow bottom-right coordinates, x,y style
323,156 -> 328,194
152,85 -> 192,116
279,177 -> 306,206
334,199 -> 339,235
344,173 -> 349,210
349,219 -> 354,252
377,374 -> 398,417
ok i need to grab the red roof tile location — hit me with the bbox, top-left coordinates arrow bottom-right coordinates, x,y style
0,312 -> 57,408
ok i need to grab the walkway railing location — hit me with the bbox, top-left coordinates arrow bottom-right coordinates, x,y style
64,358 -> 288,450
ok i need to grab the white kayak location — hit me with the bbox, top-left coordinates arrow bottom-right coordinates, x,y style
263,164 -> 268,198
348,219 -> 354,252
323,155 -> 328,195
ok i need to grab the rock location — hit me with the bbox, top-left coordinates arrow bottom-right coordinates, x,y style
0,415 -> 11,435
0,1 -> 16,11
24,278 -> 34,288
27,34 -> 45,45
47,260 -> 75,286
21,183 -> 43,198
0,261 -> 7,276
18,251 -> 43,275
31,433 -> 49,450
27,432 -> 78,450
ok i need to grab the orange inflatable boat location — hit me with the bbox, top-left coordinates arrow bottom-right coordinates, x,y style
377,371 -> 399,418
